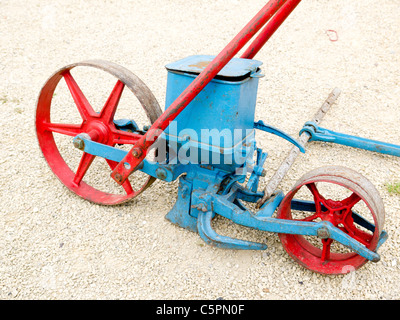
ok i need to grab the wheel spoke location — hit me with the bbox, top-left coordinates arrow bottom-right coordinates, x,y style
306,183 -> 325,214
298,212 -> 320,222
343,217 -> 373,246
341,192 -> 361,209
321,238 -> 332,262
73,152 -> 96,185
106,159 -> 134,195
350,228 -> 373,246
63,70 -> 97,120
42,122 -> 83,136
121,177 -> 134,195
100,80 -> 125,124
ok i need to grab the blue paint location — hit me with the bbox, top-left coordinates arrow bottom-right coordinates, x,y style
197,210 -> 268,250
164,55 -> 262,172
301,121 -> 400,157
75,136 -> 128,163
164,166 -> 384,261
255,120 -> 305,153
113,119 -> 140,133
246,148 -> 268,192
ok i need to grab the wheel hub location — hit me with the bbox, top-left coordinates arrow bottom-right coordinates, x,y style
85,120 -> 112,145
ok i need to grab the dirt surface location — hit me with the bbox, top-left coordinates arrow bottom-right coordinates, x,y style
1,0 -> 400,299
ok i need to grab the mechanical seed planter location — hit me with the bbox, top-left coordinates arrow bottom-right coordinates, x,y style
35,0 -> 400,274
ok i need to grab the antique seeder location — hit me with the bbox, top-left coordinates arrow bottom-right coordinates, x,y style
36,0 -> 400,274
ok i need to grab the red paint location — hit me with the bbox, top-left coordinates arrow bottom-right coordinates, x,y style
111,0 -> 289,184
241,0 -> 302,59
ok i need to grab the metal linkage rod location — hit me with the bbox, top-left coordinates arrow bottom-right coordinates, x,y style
257,88 -> 341,208
111,0 -> 289,184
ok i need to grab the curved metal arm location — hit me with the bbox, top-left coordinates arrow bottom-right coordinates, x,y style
254,120 -> 305,153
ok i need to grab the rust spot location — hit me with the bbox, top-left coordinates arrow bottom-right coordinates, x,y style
188,61 -> 211,69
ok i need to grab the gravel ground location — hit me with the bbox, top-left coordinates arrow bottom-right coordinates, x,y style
1,0 -> 400,300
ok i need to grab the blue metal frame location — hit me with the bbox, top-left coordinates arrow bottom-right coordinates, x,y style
69,55 -> 391,265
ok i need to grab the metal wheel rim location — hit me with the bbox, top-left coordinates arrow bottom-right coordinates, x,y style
277,166 -> 385,275
35,60 -> 162,205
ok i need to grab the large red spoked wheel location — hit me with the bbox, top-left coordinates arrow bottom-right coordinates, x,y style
277,166 -> 385,275
36,60 -> 162,205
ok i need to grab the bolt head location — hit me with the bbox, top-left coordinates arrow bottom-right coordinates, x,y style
156,168 -> 167,180
317,228 -> 330,239
73,138 -> 84,150
261,169 -> 267,177
114,173 -> 123,183
132,148 -> 142,158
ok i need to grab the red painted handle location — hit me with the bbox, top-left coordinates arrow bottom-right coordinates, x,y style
111,0 -> 289,184
241,0 -> 302,59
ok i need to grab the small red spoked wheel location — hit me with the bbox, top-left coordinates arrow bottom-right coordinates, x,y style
36,60 -> 162,205
277,166 -> 385,275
